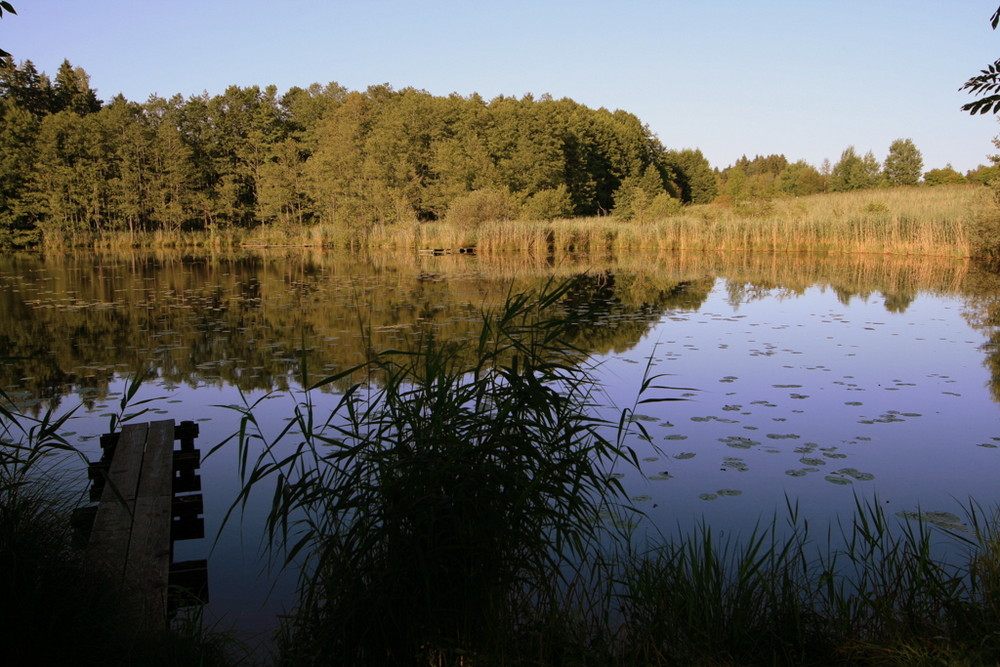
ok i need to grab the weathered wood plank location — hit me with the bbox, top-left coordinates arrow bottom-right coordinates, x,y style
82,419 -> 207,626
124,419 -> 175,625
86,422 -> 148,576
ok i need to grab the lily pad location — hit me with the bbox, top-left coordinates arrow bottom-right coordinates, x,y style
835,468 -> 875,481
799,457 -> 826,466
719,436 -> 759,449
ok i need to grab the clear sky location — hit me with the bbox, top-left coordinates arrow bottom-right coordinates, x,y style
4,0 -> 1000,174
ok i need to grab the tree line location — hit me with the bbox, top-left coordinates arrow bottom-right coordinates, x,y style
0,59 -> 983,247
0,59 -> 724,246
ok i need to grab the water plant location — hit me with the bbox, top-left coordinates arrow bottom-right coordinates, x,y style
216,279 -> 648,664
617,496 -> 1000,665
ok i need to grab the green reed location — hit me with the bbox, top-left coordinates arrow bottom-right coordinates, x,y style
618,497 -> 1000,666
215,279 -> 661,665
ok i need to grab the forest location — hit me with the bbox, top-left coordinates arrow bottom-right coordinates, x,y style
0,59 -> 984,249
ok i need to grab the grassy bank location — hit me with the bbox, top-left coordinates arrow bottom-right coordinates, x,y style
32,184 -> 991,259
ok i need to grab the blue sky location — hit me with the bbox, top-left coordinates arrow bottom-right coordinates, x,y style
4,0 -> 1000,173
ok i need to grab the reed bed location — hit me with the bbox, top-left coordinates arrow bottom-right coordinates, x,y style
33,184 -> 988,259
475,185 -> 981,258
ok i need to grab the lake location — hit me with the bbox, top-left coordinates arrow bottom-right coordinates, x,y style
2,248 -> 999,643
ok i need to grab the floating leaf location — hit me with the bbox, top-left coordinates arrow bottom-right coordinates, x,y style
719,436 -> 759,449
836,468 -> 875,481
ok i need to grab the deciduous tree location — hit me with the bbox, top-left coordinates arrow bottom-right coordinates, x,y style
883,138 -> 923,186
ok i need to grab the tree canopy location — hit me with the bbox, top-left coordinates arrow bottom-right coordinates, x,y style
0,59 -> 696,244
883,138 -> 923,186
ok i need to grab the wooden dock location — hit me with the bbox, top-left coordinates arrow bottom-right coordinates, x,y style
417,246 -> 476,256
79,419 -> 207,630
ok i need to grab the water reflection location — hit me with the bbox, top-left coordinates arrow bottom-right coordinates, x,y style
4,248 -> 1000,640
0,250 -> 994,402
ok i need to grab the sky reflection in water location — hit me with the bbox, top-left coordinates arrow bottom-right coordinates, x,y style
2,252 -> 998,641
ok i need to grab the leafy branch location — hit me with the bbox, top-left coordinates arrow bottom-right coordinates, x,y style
960,5 -> 1000,114
0,1 -> 15,61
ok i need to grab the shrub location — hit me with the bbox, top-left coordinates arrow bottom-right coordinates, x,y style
520,185 -> 574,221
445,188 -> 519,227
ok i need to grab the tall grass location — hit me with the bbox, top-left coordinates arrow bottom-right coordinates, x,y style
215,280 -> 657,664
619,498 -> 1000,665
34,184 -> 987,258
476,185 -> 981,258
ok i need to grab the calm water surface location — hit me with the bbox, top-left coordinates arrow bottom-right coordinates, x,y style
2,249 -> 999,641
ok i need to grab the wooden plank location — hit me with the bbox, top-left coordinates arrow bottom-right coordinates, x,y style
86,422 -> 149,576
124,419 -> 175,626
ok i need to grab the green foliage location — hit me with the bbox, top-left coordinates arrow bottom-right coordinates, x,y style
883,138 -> 924,186
970,181 -> 1000,261
720,154 -> 792,203
217,280 -> 644,664
664,148 -> 717,204
960,6 -> 1000,114
778,160 -> 826,196
446,187 -> 518,226
967,163 -> 1000,184
830,146 -> 882,191
520,184 -> 573,220
612,164 -> 679,221
0,62 -> 681,245
0,1 -> 15,63
647,192 -> 683,218
924,164 -> 968,186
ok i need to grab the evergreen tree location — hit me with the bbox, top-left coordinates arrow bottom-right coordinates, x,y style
0,60 -> 55,117
0,96 -> 39,244
664,148 -> 717,203
883,138 -> 923,186
52,60 -> 101,115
